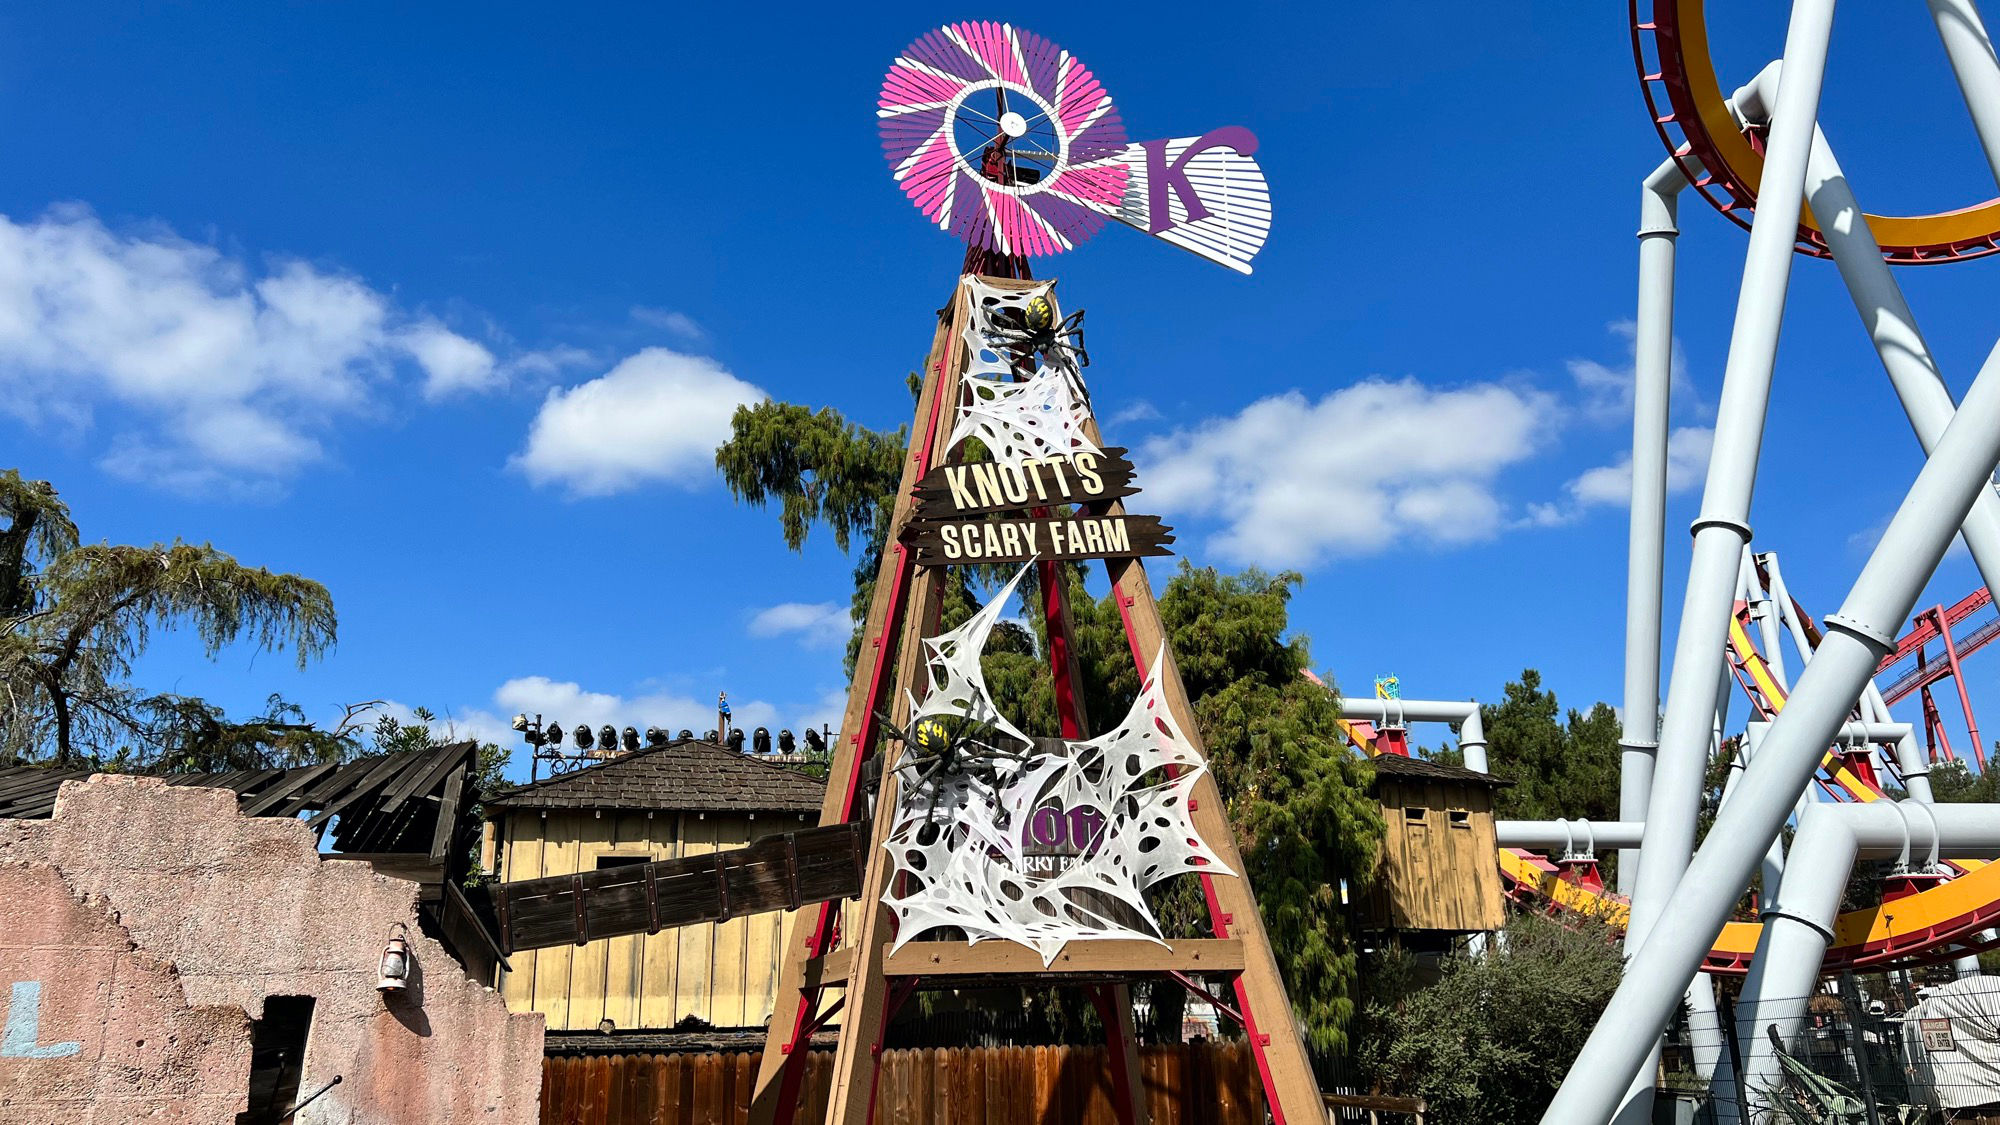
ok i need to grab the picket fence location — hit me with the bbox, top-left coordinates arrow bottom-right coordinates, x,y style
539,1041 -> 1267,1124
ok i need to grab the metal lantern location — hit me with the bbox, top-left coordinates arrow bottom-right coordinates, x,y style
377,923 -> 411,993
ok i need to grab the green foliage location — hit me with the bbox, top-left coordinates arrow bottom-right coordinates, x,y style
715,399 -> 911,673
1,475 -> 338,766
1359,912 -> 1626,1124
1928,757 -> 2000,803
1466,669 -> 1622,823
0,470 -> 79,618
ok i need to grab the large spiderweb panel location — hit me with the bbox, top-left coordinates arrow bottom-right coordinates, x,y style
948,276 -> 1103,469
883,568 -> 1231,963
902,561 -> 1035,758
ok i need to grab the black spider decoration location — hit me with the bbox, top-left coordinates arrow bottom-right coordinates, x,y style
982,303 -> 1092,403
876,710 -> 1039,825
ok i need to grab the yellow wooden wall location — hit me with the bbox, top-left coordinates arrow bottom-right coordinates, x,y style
495,809 -> 806,1032
1365,782 -> 1506,933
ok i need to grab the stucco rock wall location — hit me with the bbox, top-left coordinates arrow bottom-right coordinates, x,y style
0,774 -> 543,1124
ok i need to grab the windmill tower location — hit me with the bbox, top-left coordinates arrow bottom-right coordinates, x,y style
748,22 -> 1315,1125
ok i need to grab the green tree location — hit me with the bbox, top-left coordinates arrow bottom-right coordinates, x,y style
1359,911 -> 1625,1124
0,473 -> 337,766
717,406 -> 1384,1052
1928,757 -> 2000,803
1461,669 -> 1622,823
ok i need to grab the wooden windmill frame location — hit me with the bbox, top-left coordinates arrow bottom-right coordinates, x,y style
747,274 -> 1324,1125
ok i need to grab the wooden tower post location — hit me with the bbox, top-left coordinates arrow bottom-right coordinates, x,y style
750,276 -> 1324,1125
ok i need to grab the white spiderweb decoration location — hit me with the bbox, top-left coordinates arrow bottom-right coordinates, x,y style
882,565 -> 1231,964
948,276 -> 1103,469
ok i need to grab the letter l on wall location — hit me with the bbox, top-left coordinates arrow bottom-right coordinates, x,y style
3,982 -> 82,1058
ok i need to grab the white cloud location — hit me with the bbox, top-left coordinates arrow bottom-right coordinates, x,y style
1565,425 -> 1714,509
748,602 -> 855,649
1140,377 -> 1557,566
512,347 -> 765,496
0,205 -> 498,490
1108,399 -> 1163,427
632,306 -> 705,341
1567,319 -> 1698,425
402,321 -> 498,398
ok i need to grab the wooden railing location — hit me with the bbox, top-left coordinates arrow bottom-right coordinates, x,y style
497,821 -> 869,953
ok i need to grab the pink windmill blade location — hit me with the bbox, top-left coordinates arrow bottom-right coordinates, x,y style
879,21 -> 1130,260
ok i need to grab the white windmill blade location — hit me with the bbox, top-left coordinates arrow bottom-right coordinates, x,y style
1068,128 -> 1272,275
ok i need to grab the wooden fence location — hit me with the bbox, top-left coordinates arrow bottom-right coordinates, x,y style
540,1042 -> 1266,1124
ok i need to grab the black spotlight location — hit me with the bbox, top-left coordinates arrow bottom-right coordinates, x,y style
644,727 -> 668,748
704,729 -> 719,743
752,726 -> 771,754
622,726 -> 640,751
599,725 -> 618,752
727,728 -> 746,753
803,728 -> 826,754
575,724 -> 594,750
778,729 -> 796,754
677,728 -> 694,741
545,721 -> 564,745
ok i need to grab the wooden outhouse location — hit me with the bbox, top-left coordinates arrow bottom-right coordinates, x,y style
482,738 -> 826,1036
1362,753 -> 1510,933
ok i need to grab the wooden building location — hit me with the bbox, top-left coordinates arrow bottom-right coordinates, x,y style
483,738 -> 825,1035
1362,753 -> 1510,934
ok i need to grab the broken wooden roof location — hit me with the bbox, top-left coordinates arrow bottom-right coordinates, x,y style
488,738 -> 824,815
0,742 -> 480,860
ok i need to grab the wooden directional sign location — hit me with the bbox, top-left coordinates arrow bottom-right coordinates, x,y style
912,449 -> 1142,519
906,448 -> 1172,566
906,512 -> 1174,566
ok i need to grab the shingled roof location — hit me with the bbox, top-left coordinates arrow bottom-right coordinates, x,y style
1368,752 -> 1513,789
487,738 -> 824,814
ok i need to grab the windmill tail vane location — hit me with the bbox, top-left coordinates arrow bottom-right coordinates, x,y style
878,20 -> 1273,273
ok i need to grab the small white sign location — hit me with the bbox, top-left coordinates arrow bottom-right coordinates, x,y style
1920,1017 -> 1957,1053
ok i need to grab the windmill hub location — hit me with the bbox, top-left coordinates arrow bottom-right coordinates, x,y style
998,110 -> 1028,138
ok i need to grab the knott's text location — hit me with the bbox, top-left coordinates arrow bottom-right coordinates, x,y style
912,449 -> 1141,519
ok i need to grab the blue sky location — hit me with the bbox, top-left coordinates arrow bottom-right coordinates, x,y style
3,3 -> 1998,780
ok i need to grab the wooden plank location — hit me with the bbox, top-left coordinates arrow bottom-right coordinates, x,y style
903,511 -> 1175,568
750,283 -> 970,1125
568,812 -> 614,1030
603,813 -> 647,1031
583,1056 -> 612,1125
641,813 -> 684,1030
499,815 -> 538,1012
827,939 -> 1243,977
1086,407 -> 1328,1124
533,814 -> 580,1030
910,449 -> 1143,517
693,1052 -> 724,1125
678,814 -> 719,1026
820,283 -> 974,1125
744,826 -> 784,1034
712,815 -> 753,1028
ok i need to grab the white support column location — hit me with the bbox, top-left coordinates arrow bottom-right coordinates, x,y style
1545,326 -> 2000,1122
1614,9 -> 1840,1116
1621,156 -> 1690,897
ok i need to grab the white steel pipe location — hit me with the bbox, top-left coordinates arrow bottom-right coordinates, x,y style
1622,156 -> 1690,896
1496,820 -> 1646,852
1929,0 -> 2000,188
1545,324 -> 2000,1123
1624,0 -> 1839,975
1782,95 -> 2000,594
1734,802 -> 2000,1106
1336,699 -> 1487,772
